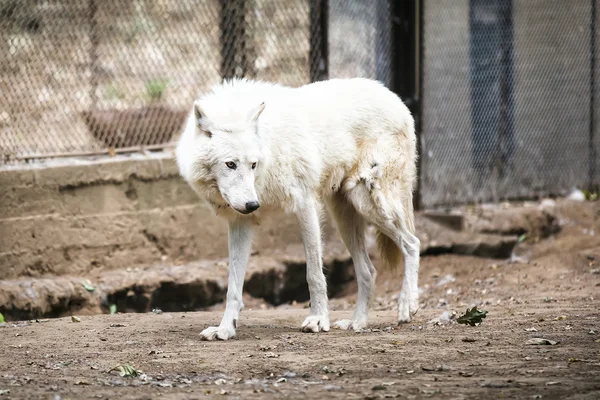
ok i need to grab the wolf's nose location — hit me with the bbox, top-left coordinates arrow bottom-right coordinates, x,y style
245,201 -> 260,213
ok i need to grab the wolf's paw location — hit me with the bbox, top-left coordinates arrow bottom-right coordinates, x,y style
199,325 -> 236,341
410,297 -> 420,316
301,314 -> 330,333
333,318 -> 367,332
397,292 -> 419,324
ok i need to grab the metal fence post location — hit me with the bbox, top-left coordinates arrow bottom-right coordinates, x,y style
309,0 -> 328,82
88,0 -> 99,111
375,0 -> 391,88
220,0 -> 249,81
589,0 -> 597,189
389,0 -> 422,209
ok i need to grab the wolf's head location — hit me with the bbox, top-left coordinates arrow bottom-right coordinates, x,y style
184,100 -> 267,215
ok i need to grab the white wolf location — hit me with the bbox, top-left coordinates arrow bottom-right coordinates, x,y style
176,78 -> 420,340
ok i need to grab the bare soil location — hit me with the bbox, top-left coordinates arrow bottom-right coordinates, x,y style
1,201 -> 599,399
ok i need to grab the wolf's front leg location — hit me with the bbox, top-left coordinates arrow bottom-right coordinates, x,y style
296,197 -> 330,333
200,219 -> 252,341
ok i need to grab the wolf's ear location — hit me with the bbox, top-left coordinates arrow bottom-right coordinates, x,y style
194,102 -> 212,138
249,102 -> 266,122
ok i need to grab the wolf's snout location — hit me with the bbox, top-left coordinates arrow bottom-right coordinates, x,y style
245,201 -> 260,213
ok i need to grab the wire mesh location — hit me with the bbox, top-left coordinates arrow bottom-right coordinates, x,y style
2,0 -> 596,208
420,0 -> 599,207
328,0 -> 392,86
0,0 -> 317,163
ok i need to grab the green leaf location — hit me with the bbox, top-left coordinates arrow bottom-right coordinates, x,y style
456,307 -> 488,326
108,364 -> 138,378
81,280 -> 95,292
109,304 -> 117,315
0,313 -> 4,323
145,78 -> 169,101
517,233 -> 528,243
582,189 -> 599,201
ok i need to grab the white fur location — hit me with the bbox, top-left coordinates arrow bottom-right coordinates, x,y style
176,78 -> 420,340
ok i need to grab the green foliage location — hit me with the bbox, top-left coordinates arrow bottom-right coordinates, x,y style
582,189 -> 598,201
103,84 -> 125,101
108,364 -> 138,378
145,79 -> 169,102
456,307 -> 487,326
81,280 -> 95,292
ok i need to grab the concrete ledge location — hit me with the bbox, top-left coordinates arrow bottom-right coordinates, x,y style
0,153 -> 312,279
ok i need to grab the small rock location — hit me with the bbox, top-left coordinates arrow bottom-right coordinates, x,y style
546,381 -> 560,386
436,274 -> 456,287
525,327 -> 538,332
422,365 -> 451,372
71,316 -> 81,323
276,378 -> 286,383
462,337 -> 476,343
481,381 -> 511,388
526,338 -> 558,345
372,385 -> 387,391
540,199 -> 556,208
567,189 -> 586,201
323,384 -> 342,391
427,311 -> 454,325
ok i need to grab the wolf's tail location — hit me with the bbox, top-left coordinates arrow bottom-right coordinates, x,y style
375,197 -> 416,271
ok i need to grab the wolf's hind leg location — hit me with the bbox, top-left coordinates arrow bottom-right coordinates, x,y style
373,217 -> 420,324
327,194 -> 376,331
346,178 -> 420,324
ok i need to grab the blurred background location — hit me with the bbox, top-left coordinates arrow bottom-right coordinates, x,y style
0,0 -> 598,320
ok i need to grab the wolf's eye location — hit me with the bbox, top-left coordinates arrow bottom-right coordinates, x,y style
251,162 -> 257,170
225,162 -> 236,170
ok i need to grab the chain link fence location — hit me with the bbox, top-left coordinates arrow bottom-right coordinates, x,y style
420,0 -> 599,207
0,0 -> 325,162
2,0 -> 596,207
0,0 -> 394,163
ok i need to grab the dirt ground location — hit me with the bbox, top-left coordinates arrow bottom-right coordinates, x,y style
1,201 -> 599,399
